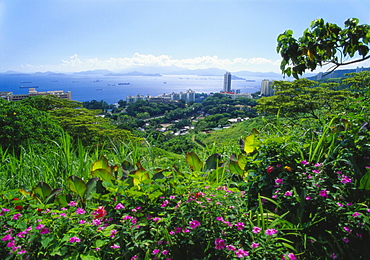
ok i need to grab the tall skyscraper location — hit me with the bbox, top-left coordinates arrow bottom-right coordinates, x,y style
261,79 -> 274,96
223,72 -> 232,92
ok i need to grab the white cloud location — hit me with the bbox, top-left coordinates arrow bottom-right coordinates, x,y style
18,53 -> 282,73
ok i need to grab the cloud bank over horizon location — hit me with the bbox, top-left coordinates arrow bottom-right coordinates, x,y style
15,53 -> 282,73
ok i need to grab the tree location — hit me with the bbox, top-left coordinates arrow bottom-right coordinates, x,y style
0,100 -> 63,150
277,18 -> 370,78
256,78 -> 351,121
20,95 -> 82,111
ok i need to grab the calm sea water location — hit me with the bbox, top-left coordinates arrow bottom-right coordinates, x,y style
0,74 -> 283,104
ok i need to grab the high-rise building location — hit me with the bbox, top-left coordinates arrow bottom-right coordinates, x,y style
260,79 -> 274,96
223,72 -> 232,92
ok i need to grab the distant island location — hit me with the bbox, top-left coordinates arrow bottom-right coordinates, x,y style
104,71 -> 162,77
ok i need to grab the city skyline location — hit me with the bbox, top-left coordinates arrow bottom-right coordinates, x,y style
1,0 -> 370,74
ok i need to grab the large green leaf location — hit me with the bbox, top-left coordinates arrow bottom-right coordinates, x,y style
359,171 -> 370,190
132,162 -> 150,186
186,152 -> 203,172
244,130 -> 260,154
91,169 -> 115,184
84,178 -> 99,201
91,155 -> 112,172
66,175 -> 87,201
33,182 -> 52,201
229,159 -> 244,178
44,188 -> 63,204
203,153 -> 221,172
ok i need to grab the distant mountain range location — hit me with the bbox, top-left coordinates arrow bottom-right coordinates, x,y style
1,67 -> 284,79
307,67 -> 370,80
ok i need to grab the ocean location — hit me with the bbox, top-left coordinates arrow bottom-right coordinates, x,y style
0,73 -> 283,104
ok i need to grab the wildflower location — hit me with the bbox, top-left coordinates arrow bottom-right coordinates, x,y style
284,166 -> 292,172
175,227 -> 182,233
300,160 -> 309,165
305,196 -> 311,200
131,256 -> 138,260
92,219 -> 102,226
75,208 -> 86,214
235,249 -> 249,257
95,247 -> 101,251
251,242 -> 259,248
161,200 -> 169,207
275,178 -> 284,185
330,253 -> 338,259
18,250 -> 27,254
314,163 -> 322,167
282,253 -> 297,260
152,217 -> 161,222
252,226 -> 262,234
69,236 -> 81,243
2,234 -> 13,241
110,229 -> 117,238
115,203 -> 125,210
36,224 -> 45,230
216,216 -> 224,221
265,228 -> 277,236
60,213 -> 67,217
319,189 -> 328,198
12,213 -> 22,220
68,201 -> 77,207
340,175 -> 352,184
152,249 -> 160,254
352,212 -> 360,217
93,206 -> 107,219
343,227 -> 351,233
312,169 -> 320,174
356,233 -> 363,238
40,228 -> 50,234
182,228 -> 190,233
162,250 -> 169,255
214,238 -> 226,250
189,220 -> 200,229
110,244 -> 120,249
266,166 -> 274,174
226,245 -> 236,251
235,222 -> 245,230
79,220 -> 86,224
284,191 -> 293,196
123,215 -> 133,220
169,231 -> 175,235
169,195 -> 176,199
342,237 -> 349,243
337,203 -> 344,207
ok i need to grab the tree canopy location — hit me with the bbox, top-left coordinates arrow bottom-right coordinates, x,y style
277,18 -> 370,78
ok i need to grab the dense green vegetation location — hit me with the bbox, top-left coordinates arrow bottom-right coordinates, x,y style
0,17 -> 370,260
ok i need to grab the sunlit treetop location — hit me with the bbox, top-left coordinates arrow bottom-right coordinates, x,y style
277,18 -> 370,79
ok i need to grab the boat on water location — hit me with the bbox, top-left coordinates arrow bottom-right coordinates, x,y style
20,86 -> 39,88
118,82 -> 130,85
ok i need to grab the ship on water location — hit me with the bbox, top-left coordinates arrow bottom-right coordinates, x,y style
20,86 -> 39,88
118,82 -> 130,85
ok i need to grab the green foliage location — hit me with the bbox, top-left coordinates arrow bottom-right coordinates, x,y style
277,18 -> 370,78
256,78 -> 351,122
0,100 -> 63,150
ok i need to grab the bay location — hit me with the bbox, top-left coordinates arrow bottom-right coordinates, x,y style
0,74 -> 282,104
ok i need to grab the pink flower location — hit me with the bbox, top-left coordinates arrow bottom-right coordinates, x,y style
265,228 -> 277,236
75,208 -> 86,214
79,220 -> 86,224
252,226 -> 262,234
343,227 -> 351,233
162,250 -> 169,255
340,176 -> 352,184
342,237 -> 349,243
284,191 -> 293,196
235,249 -> 249,258
115,203 -> 125,210
235,222 -> 245,230
12,213 -> 22,220
189,220 -> 200,229
305,196 -> 311,200
161,200 -> 169,207
330,253 -> 338,259
152,249 -> 160,254
314,163 -> 322,167
214,238 -> 226,250
182,229 -> 190,233
352,212 -> 360,217
2,234 -> 13,241
69,236 -> 81,243
275,178 -> 284,185
110,244 -> 120,249
68,201 -> 77,207
319,189 -> 328,198
226,245 -> 236,251
312,169 -> 320,174
40,228 -> 50,234
216,216 -> 224,221
110,229 -> 117,238
300,160 -> 309,165
251,242 -> 259,248
283,253 -> 296,260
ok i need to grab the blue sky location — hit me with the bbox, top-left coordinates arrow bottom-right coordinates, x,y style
1,0 -> 370,73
